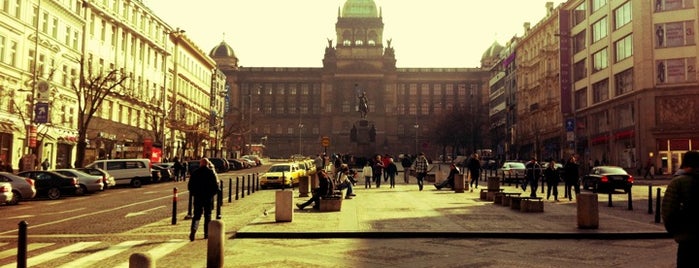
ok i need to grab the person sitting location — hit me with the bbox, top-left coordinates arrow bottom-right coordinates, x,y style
335,164 -> 356,199
434,164 -> 460,190
297,168 -> 334,210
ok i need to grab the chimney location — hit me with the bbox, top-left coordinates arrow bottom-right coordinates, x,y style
546,2 -> 554,16
524,22 -> 531,33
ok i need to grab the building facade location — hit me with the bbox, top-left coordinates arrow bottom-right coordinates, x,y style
211,0 -> 491,160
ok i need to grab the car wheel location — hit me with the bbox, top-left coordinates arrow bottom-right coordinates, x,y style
75,185 -> 87,195
130,179 -> 143,188
592,183 -> 599,193
47,187 -> 61,200
8,190 -> 20,205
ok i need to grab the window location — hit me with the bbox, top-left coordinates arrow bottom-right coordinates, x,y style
1,0 -> 7,13
655,0 -> 694,12
31,5 -> 38,28
592,79 -> 609,103
0,35 -> 4,63
51,18 -> 58,38
615,103 -> 634,128
614,34 -> 632,62
573,30 -> 586,54
9,40 -> 16,66
41,12 -> 48,33
574,59 -> 587,81
591,0 -> 607,12
614,68 -> 633,96
573,3 -> 586,26
614,1 -> 631,29
576,87 -> 588,110
592,48 -> 608,72
592,17 -> 608,43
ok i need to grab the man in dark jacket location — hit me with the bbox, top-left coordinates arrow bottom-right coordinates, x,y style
563,155 -> 580,201
524,157 -> 542,197
297,168 -> 334,210
662,151 -> 699,268
401,154 -> 413,184
187,158 -> 220,241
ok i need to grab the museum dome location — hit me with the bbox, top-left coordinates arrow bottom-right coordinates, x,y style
209,40 -> 236,58
481,41 -> 504,61
341,0 -> 379,18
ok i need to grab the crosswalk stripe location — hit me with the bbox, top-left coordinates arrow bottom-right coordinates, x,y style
0,243 -> 53,261
113,239 -> 189,268
55,240 -> 147,268
0,242 -> 99,268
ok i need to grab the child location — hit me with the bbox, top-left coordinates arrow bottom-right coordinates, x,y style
362,162 -> 373,188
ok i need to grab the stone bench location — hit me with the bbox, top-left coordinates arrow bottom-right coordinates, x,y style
520,198 -> 544,213
510,196 -> 542,211
494,192 -> 521,205
480,188 -> 504,201
319,189 -> 346,212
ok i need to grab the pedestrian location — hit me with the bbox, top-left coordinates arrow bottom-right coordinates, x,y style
386,157 -> 398,188
644,157 -> 655,179
173,157 -> 183,182
372,155 -> 384,188
544,160 -> 560,201
413,152 -> 429,191
362,161 -> 373,188
563,155 -> 580,201
382,154 -> 391,183
335,164 -> 356,199
41,158 -> 50,170
524,157 -> 542,198
187,158 -> 220,241
468,153 -> 481,189
297,168 -> 334,210
662,151 -> 699,268
401,154 -> 413,184
434,163 -> 459,190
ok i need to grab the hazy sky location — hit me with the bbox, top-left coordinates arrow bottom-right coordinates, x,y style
145,0 -> 566,68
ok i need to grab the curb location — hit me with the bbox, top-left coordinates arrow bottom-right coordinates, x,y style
233,231 -> 672,240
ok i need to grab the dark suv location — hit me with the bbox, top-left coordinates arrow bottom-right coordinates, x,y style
208,158 -> 229,173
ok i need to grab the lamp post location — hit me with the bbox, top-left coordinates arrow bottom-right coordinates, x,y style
298,122 -> 304,156
162,28 -> 184,161
414,123 -> 419,154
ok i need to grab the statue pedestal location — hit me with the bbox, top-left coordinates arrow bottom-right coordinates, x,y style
351,119 -> 375,157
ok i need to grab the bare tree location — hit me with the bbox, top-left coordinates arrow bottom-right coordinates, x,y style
73,61 -> 130,168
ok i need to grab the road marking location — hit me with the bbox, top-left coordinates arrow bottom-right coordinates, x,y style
125,206 -> 166,218
55,240 -> 147,268
44,208 -> 85,215
0,242 -> 53,260
0,194 -> 177,235
113,239 -> 189,268
0,242 -> 99,268
5,215 -> 35,220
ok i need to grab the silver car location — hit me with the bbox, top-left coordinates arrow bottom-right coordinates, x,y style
0,172 -> 37,205
53,169 -> 104,194
76,167 -> 116,189
0,182 -> 13,205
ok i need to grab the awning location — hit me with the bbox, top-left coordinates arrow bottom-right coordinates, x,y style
0,121 -> 19,134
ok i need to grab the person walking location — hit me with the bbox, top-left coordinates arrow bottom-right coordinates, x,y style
524,157 -> 542,198
187,158 -> 220,241
362,161 -> 373,188
173,157 -> 183,182
413,152 -> 429,191
386,157 -> 398,188
644,157 -> 655,179
401,154 -> 413,184
563,155 -> 580,201
544,160 -> 560,201
41,158 -> 50,170
372,155 -> 384,188
662,151 -> 699,268
468,153 -> 481,189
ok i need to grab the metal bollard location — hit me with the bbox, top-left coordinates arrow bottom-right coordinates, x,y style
129,253 -> 154,268
228,178 -> 232,203
207,220 -> 225,268
184,193 -> 193,220
172,187 -> 178,225
256,173 -> 260,191
241,176 -> 245,198
608,191 -> 613,207
216,181 -> 223,220
251,174 -> 256,194
627,189 -> 633,210
655,188 -> 662,223
235,177 -> 239,200
247,174 -> 251,195
648,184 -> 653,214
541,176 -> 545,194
18,221 -> 27,268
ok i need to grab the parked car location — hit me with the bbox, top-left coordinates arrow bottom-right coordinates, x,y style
17,171 -> 80,199
86,159 -> 153,188
0,182 -> 14,205
0,172 -> 36,205
208,158 -> 230,173
499,161 -> 526,183
75,167 -> 115,189
241,155 -> 262,166
152,164 -> 174,181
239,158 -> 255,169
227,159 -> 245,170
582,166 -> 634,193
53,169 -> 104,193
259,163 -> 302,189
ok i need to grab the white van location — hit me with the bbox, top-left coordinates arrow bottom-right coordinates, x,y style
86,159 -> 152,188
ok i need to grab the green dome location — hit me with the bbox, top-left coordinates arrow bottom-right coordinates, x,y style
341,0 -> 379,18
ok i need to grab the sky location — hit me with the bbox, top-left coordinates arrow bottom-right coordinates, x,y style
145,0 -> 567,68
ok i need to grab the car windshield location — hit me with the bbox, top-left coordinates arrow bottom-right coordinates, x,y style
599,167 -> 628,174
505,163 -> 525,169
268,165 -> 290,172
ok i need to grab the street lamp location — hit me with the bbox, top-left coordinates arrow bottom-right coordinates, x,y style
414,123 -> 419,154
298,122 -> 304,156
162,28 -> 185,160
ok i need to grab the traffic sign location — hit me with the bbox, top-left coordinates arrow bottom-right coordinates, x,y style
321,136 -> 330,147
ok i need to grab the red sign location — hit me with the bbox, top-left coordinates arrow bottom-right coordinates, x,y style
143,138 -> 152,159
28,125 -> 37,148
